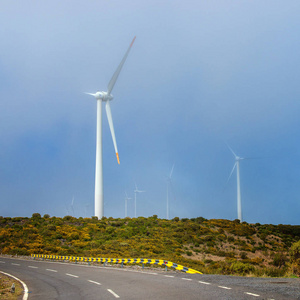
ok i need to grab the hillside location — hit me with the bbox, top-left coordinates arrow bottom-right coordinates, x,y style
0,214 -> 299,277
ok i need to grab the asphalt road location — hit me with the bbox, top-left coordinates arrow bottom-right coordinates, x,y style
0,257 -> 299,299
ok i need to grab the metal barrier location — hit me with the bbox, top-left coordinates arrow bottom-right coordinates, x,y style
31,254 -> 202,274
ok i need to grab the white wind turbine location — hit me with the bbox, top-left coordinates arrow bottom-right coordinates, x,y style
71,196 -> 75,216
227,144 -> 246,222
124,192 -> 131,218
166,164 -> 175,220
65,197 -> 74,217
134,183 -> 145,218
65,205 -> 70,216
86,37 -> 136,219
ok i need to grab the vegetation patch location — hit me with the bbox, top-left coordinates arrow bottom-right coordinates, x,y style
0,274 -> 23,299
0,214 -> 299,277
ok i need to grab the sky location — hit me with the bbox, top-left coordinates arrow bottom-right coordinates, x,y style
0,1 -> 300,225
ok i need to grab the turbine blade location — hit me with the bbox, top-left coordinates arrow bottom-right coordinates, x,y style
107,36 -> 136,95
105,101 -> 120,164
85,92 -> 96,97
169,164 -> 175,178
226,162 -> 237,184
226,142 -> 237,158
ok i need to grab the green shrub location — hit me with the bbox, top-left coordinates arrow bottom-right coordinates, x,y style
290,240 -> 300,275
272,252 -> 287,268
265,267 -> 287,277
204,259 -> 213,264
290,240 -> 300,262
227,236 -> 235,242
230,261 -> 254,275
32,213 -> 41,219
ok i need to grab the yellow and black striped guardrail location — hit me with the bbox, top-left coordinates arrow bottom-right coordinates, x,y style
31,254 -> 202,274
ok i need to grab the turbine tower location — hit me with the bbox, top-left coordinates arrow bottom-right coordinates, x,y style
86,37 -> 136,219
134,183 -> 145,218
166,164 -> 174,220
227,145 -> 244,222
71,196 -> 75,216
124,192 -> 131,218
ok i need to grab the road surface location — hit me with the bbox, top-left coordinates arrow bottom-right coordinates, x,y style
0,257 -> 299,299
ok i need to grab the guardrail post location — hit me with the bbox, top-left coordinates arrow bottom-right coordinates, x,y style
121,262 -> 123,268
104,262 -> 106,267
142,263 -> 144,269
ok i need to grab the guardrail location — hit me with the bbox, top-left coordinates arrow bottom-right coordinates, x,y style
31,254 -> 202,274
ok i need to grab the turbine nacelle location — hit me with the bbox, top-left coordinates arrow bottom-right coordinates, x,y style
87,91 -> 113,101
235,156 -> 244,161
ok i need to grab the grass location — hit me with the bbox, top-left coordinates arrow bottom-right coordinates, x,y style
0,274 -> 23,299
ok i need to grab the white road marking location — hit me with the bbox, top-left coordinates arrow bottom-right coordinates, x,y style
245,292 -> 260,297
182,278 -> 192,281
164,275 -> 174,278
28,266 -> 38,269
66,273 -> 79,278
218,286 -> 232,290
88,280 -> 101,285
199,281 -> 211,285
0,261 -> 5,263
12,263 -> 20,266
7,257 -> 169,277
107,289 -> 120,298
46,269 -> 58,272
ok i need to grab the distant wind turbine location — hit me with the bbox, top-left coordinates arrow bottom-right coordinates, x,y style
134,183 -> 145,218
86,37 -> 136,219
71,196 -> 75,216
124,192 -> 131,218
227,144 -> 252,222
65,204 -> 70,216
166,164 -> 175,220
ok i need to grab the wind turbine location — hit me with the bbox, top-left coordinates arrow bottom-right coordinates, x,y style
86,37 -> 136,219
226,144 -> 245,222
71,196 -> 75,216
134,183 -> 145,218
166,164 -> 175,220
65,204 -> 70,216
124,192 -> 131,218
